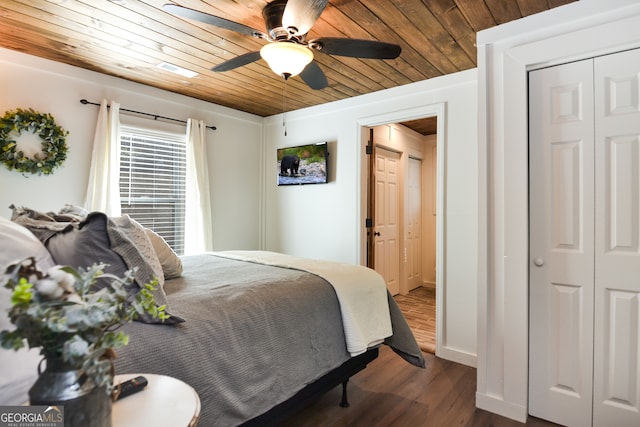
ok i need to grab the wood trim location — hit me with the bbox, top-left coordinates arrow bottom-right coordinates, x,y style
366,127 -> 375,269
0,0 -> 574,117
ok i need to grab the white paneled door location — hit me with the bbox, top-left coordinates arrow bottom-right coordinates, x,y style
374,147 -> 401,295
593,48 -> 640,427
529,58 -> 595,427
529,49 -> 640,427
407,157 -> 422,290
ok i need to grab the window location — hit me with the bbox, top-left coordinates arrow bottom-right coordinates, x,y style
119,126 -> 186,254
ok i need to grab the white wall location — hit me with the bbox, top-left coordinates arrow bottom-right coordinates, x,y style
476,0 -> 640,422
0,46 -> 480,366
263,69 -> 479,366
0,48 -> 263,250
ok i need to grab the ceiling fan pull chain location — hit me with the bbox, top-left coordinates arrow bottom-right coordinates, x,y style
282,78 -> 288,136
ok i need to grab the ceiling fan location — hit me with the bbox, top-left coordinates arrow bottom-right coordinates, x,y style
163,0 -> 402,90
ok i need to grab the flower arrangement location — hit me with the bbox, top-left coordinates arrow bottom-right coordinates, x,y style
0,257 -> 167,394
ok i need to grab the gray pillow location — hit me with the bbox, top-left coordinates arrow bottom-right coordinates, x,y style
46,213 -> 183,324
110,215 -> 165,288
46,212 -> 130,289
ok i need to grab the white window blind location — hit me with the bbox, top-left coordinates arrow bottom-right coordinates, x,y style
119,126 -> 186,255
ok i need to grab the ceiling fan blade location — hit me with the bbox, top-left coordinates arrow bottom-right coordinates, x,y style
282,0 -> 328,36
300,61 -> 328,90
212,51 -> 262,72
163,4 -> 266,39
310,38 -> 401,59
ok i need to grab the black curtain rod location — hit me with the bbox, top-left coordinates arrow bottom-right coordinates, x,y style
80,99 -> 216,131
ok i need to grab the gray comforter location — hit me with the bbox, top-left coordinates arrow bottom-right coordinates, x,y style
114,253 -> 424,426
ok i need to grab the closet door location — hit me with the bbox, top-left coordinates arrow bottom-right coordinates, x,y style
593,48 -> 640,427
528,59 -> 595,426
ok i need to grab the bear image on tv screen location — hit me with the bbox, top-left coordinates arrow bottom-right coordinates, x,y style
277,142 -> 328,185
280,155 -> 300,176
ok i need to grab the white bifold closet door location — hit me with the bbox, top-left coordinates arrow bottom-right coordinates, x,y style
529,57 -> 596,427
593,48 -> 640,427
529,48 -> 640,427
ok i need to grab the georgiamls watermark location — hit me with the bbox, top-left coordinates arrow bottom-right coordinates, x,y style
0,406 -> 63,427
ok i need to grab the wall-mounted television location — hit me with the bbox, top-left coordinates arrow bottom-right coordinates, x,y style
277,141 -> 329,186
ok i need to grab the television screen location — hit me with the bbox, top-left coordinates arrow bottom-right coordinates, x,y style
277,142 -> 328,186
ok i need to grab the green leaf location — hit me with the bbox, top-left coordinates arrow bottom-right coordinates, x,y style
11,279 -> 34,305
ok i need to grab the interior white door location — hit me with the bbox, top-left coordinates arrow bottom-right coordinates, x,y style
529,58 -> 595,426
407,157 -> 422,290
592,48 -> 640,427
374,147 -> 400,295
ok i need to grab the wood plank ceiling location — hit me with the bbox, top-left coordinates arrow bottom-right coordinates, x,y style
0,0 -> 575,132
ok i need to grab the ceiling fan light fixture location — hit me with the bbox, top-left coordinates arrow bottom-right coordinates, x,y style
260,42 -> 313,79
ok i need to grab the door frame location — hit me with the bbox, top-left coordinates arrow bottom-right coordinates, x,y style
357,103 -> 446,356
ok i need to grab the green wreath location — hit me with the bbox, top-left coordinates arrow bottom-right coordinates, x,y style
0,108 -> 69,175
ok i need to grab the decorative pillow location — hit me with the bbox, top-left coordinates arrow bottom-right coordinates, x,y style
58,204 -> 89,219
111,215 -> 165,288
104,217 -> 184,323
105,218 -> 166,303
46,213 -> 183,324
11,203 -> 86,224
0,215 -> 55,271
145,228 -> 183,279
9,204 -> 56,222
0,217 -> 53,405
46,212 -> 130,287
0,284 -> 41,405
10,205 -> 73,243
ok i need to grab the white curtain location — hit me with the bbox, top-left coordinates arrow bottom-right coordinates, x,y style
184,119 -> 213,254
85,100 -> 121,216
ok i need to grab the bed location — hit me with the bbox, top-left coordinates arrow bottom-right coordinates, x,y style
115,251 -> 424,425
0,208 -> 425,426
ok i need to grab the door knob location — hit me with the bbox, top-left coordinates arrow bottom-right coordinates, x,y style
374,231 -> 381,236
534,258 -> 544,267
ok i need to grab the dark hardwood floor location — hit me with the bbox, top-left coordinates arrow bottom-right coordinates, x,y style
283,346 -> 559,427
282,287 -> 560,427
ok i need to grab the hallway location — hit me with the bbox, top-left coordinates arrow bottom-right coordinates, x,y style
394,286 -> 436,354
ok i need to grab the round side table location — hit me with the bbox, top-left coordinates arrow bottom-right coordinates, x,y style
112,374 -> 200,427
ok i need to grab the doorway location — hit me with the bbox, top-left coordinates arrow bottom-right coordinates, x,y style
369,124 -> 436,296
359,105 -> 444,355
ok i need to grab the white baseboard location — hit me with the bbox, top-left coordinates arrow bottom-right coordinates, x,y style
437,345 -> 477,368
475,392 -> 527,423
